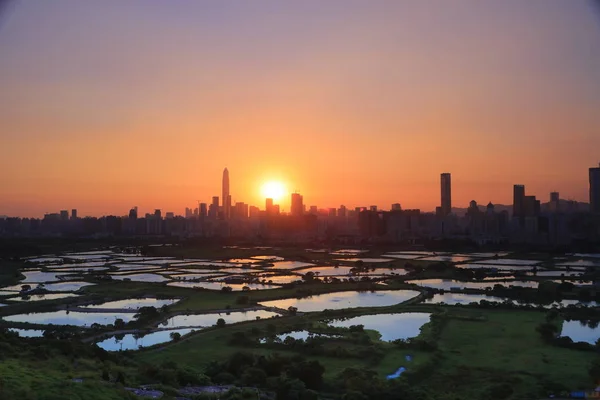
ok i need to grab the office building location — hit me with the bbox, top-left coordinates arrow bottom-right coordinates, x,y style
440,173 -> 452,216
391,203 -> 402,211
165,212 -> 174,219
129,207 -> 138,219
71,209 -> 77,220
338,205 -> 347,217
291,193 -> 304,217
199,203 -> 207,218
549,192 -> 560,212
265,198 -> 274,214
590,163 -> 600,213
209,196 -> 219,219
249,206 -> 260,218
222,168 -> 231,219
60,210 -> 69,221
513,185 -> 525,218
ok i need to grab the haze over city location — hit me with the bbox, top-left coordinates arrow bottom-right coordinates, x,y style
1,1 -> 600,217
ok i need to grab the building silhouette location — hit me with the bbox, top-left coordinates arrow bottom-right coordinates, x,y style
291,193 -> 303,217
440,173 -> 452,216
222,168 -> 231,220
590,163 -> 600,213
513,184 -> 525,218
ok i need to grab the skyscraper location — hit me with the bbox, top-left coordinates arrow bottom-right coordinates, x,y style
222,168 -> 231,220
513,185 -> 525,218
590,163 -> 600,213
440,173 -> 451,216
291,193 -> 303,217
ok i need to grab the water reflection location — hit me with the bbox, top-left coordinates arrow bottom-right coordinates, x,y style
96,328 -> 195,351
408,279 -> 539,290
9,293 -> 80,302
328,312 -> 431,341
8,328 -> 45,337
82,298 -> 179,310
111,273 -> 169,283
2,310 -> 137,326
560,320 -> 600,344
163,310 -> 279,328
260,290 -> 420,312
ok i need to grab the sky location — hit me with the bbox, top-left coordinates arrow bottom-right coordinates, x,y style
1,0 -> 600,217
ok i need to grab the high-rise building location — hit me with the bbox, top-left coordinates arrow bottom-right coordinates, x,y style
234,202 -> 248,219
265,198 -> 274,214
199,203 -> 207,218
185,207 -> 192,218
549,192 -> 560,213
249,206 -> 260,218
590,163 -> 600,213
60,210 -> 69,221
71,209 -> 77,220
209,196 -> 219,219
222,168 -> 230,219
129,207 -> 138,219
154,209 -> 162,220
165,212 -> 174,219
391,203 -> 402,211
440,173 -> 452,216
338,205 -> 347,217
513,185 -> 525,218
291,193 -> 303,217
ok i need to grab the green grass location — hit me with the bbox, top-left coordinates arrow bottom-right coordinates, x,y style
436,310 -> 594,385
0,357 -> 136,400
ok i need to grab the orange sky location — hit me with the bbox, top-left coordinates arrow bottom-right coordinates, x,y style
1,1 -> 600,217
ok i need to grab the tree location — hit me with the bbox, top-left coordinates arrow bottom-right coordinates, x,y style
288,306 -> 298,316
114,319 -> 126,330
170,332 -> 181,342
20,284 -> 31,292
221,286 -> 233,293
216,318 -> 226,328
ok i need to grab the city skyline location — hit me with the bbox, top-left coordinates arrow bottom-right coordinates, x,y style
1,2 -> 600,216
2,165 -> 595,219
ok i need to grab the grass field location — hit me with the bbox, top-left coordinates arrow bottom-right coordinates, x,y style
135,306 -> 598,399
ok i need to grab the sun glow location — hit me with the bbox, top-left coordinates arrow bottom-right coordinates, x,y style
261,181 -> 286,201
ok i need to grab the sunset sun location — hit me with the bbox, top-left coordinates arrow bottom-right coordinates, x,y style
261,181 -> 286,201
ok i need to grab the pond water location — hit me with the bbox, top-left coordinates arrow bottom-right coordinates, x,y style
263,330 -> 342,343
257,274 -> 302,284
64,254 -> 112,261
111,273 -> 169,283
123,258 -> 176,265
476,259 -> 541,266
260,290 -> 420,312
2,310 -> 138,326
82,298 -> 179,310
269,261 -> 315,270
8,328 -> 45,337
20,271 -> 75,283
297,266 -> 354,276
423,293 -> 507,305
556,260 -> 600,267
417,256 -> 475,263
453,252 -> 510,258
39,281 -> 95,292
0,290 -> 19,296
113,264 -> 166,272
48,266 -> 109,272
570,253 -> 600,259
328,312 -> 431,342
533,271 -> 583,277
52,261 -> 113,268
381,254 -> 424,260
167,281 -> 279,291
163,310 -> 279,328
8,293 -> 80,302
330,250 -> 368,255
408,279 -> 539,290
460,264 -> 532,271
96,328 -> 196,351
218,268 -> 265,274
336,258 -> 393,263
251,255 -> 285,261
170,273 -> 226,280
560,320 -> 600,344
26,257 -> 63,264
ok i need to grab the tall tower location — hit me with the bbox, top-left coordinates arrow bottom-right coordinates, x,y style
513,184 -> 525,218
590,163 -> 600,213
222,168 -> 230,219
440,173 -> 452,217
